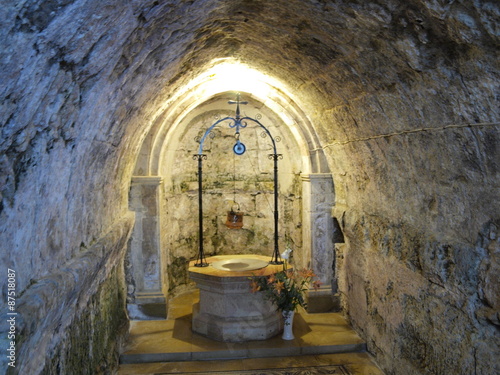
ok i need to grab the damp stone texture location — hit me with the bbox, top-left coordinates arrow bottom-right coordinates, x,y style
0,1 -> 499,374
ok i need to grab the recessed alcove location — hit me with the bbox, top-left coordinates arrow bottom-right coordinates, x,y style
126,63 -> 338,319
163,93 -> 303,263
3,1 -> 499,373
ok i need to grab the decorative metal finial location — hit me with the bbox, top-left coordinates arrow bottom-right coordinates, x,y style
228,93 -> 249,150
228,93 -> 248,120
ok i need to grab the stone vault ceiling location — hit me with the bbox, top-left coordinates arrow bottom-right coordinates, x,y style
0,1 -> 499,373
0,0 -> 498,293
0,0 -> 498,292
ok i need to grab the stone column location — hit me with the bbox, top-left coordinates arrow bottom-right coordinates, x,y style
301,173 -> 339,312
127,176 -> 166,319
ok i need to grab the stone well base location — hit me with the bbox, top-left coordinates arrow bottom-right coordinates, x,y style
192,301 -> 281,342
189,255 -> 287,342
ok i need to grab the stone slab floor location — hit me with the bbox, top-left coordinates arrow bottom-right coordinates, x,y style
117,290 -> 384,374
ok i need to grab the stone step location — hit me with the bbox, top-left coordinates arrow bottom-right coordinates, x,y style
118,352 -> 385,375
120,310 -> 366,365
121,341 -> 367,364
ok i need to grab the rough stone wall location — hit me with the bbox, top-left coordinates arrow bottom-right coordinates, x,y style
3,213 -> 133,374
0,0 -> 215,372
38,261 -> 128,375
336,213 -> 499,374
264,2 -> 499,374
313,2 -> 500,373
0,0 -> 498,374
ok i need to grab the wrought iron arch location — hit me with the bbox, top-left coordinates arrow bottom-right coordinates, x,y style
194,93 -> 283,266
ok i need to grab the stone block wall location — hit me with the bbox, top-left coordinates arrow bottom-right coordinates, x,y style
330,122 -> 500,374
337,215 -> 499,374
161,102 -> 305,294
3,214 -> 133,375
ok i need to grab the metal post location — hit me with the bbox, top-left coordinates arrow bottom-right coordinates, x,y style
194,154 -> 208,267
269,153 -> 283,265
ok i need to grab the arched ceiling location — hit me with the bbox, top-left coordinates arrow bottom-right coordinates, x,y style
0,0 -> 498,283
1,3 -> 499,374
133,62 -> 328,177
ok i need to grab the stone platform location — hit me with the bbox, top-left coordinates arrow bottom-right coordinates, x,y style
119,289 -> 367,366
188,255 -> 289,342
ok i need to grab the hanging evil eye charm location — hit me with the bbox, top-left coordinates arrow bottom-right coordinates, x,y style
233,140 -> 246,155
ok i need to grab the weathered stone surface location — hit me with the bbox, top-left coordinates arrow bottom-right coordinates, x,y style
126,177 -> 167,319
337,214 -> 500,374
189,256 -> 284,342
2,213 -> 133,374
0,0 -> 498,374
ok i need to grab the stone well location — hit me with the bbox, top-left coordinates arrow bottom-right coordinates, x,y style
189,254 -> 289,342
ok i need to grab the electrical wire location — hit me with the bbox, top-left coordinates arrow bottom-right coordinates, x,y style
318,121 -> 499,149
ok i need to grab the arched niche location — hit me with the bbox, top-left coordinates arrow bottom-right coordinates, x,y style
163,93 -> 303,262
127,66 -> 338,319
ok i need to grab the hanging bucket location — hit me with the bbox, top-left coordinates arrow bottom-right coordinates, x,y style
226,204 -> 243,229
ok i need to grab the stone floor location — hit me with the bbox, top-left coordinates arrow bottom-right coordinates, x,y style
117,290 -> 384,374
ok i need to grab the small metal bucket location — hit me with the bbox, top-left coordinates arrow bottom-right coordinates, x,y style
226,210 -> 243,229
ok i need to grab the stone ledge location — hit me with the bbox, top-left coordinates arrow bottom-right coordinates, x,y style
15,212 -> 135,374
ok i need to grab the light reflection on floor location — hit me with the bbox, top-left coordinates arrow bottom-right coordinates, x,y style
118,290 -> 384,375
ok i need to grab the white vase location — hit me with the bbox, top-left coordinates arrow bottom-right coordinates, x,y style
282,310 -> 295,340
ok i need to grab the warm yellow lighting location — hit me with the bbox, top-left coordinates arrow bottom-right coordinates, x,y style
154,59 -> 316,175
161,58 -> 298,122
196,61 -> 273,99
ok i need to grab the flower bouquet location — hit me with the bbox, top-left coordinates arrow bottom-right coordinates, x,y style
250,248 -> 321,312
250,248 -> 321,339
